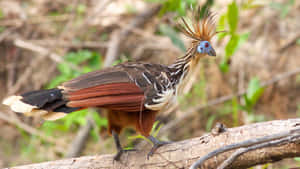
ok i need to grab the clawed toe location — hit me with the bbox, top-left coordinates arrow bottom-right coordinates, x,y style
147,136 -> 171,159
114,149 -> 137,161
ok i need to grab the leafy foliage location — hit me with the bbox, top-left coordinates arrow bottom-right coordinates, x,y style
47,50 -> 102,88
227,2 -> 239,33
146,0 -> 197,16
270,0 -> 295,18
242,78 -> 266,122
244,78 -> 264,111
218,1 -> 250,73
44,50 -> 107,141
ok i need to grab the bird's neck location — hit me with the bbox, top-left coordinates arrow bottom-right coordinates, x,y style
168,47 -> 203,88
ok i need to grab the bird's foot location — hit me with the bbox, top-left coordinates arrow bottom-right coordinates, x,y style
147,136 -> 171,159
114,148 -> 137,161
112,130 -> 137,161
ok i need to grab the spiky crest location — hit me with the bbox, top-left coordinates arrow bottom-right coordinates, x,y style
178,7 -> 217,42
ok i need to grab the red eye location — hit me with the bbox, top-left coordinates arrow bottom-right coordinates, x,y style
205,42 -> 209,48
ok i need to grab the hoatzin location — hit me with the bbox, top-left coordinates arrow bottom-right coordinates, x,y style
3,8 -> 217,160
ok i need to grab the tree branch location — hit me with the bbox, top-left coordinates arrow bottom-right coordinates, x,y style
190,126 -> 300,169
6,118 -> 300,169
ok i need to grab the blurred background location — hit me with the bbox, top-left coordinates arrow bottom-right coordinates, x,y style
0,0 -> 299,168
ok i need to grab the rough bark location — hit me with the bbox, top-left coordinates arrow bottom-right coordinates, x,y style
7,118 -> 300,169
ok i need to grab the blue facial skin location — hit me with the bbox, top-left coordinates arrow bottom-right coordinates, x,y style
197,41 -> 216,56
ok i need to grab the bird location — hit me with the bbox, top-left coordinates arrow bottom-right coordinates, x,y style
2,7 -> 217,160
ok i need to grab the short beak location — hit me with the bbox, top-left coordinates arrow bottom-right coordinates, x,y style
207,48 -> 216,56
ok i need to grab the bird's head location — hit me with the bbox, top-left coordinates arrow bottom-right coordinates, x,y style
197,40 -> 216,56
178,7 -> 219,58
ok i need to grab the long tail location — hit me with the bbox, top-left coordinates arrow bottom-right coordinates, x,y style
2,89 -> 80,120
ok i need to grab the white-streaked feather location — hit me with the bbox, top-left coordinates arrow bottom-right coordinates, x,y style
142,72 -> 152,84
2,95 -> 22,106
25,109 -> 48,116
3,95 -> 37,113
42,112 -> 67,121
2,95 -> 66,121
145,88 -> 175,111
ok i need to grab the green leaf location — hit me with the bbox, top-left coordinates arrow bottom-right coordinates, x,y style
58,63 -> 72,75
193,73 -> 207,102
227,1 -> 239,33
225,34 -> 240,58
296,39 -> 300,45
76,4 -> 86,15
217,14 -> 228,40
0,9 -> 4,19
41,121 -> 68,134
206,115 -> 216,131
61,109 -> 89,130
219,59 -> 230,73
125,4 -> 137,14
0,27 -> 5,33
246,77 -> 264,106
159,0 -> 181,16
294,157 -> 300,162
247,113 -> 266,122
88,52 -> 102,69
231,97 -> 239,126
159,23 -> 186,52
237,32 -> 249,49
280,5 -> 289,18
270,0 -> 294,18
90,128 -> 99,141
65,50 -> 93,64
46,75 -> 70,89
297,104 -> 300,117
144,0 -> 161,3
92,112 -> 107,127
151,121 -> 163,137
224,33 -> 249,62
157,0 -> 196,16
241,0 -> 264,10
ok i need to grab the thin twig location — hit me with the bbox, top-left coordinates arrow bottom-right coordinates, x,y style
65,114 -> 95,158
103,4 -> 162,67
14,39 -> 63,63
189,127 -> 300,169
278,32 -> 300,53
217,148 -> 246,169
0,14 -> 72,27
8,57 -> 43,95
0,28 -> 14,42
0,111 -> 67,153
217,133 -> 300,169
6,46 -> 18,90
29,40 -> 108,49
103,31 -> 121,67
85,0 -> 112,24
14,39 -> 81,71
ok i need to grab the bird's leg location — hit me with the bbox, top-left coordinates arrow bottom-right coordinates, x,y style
112,130 -> 124,161
147,135 -> 171,159
112,130 -> 136,161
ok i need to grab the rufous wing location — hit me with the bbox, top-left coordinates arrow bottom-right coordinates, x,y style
66,82 -> 145,112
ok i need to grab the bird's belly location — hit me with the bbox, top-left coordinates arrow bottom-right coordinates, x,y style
107,111 -> 138,128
